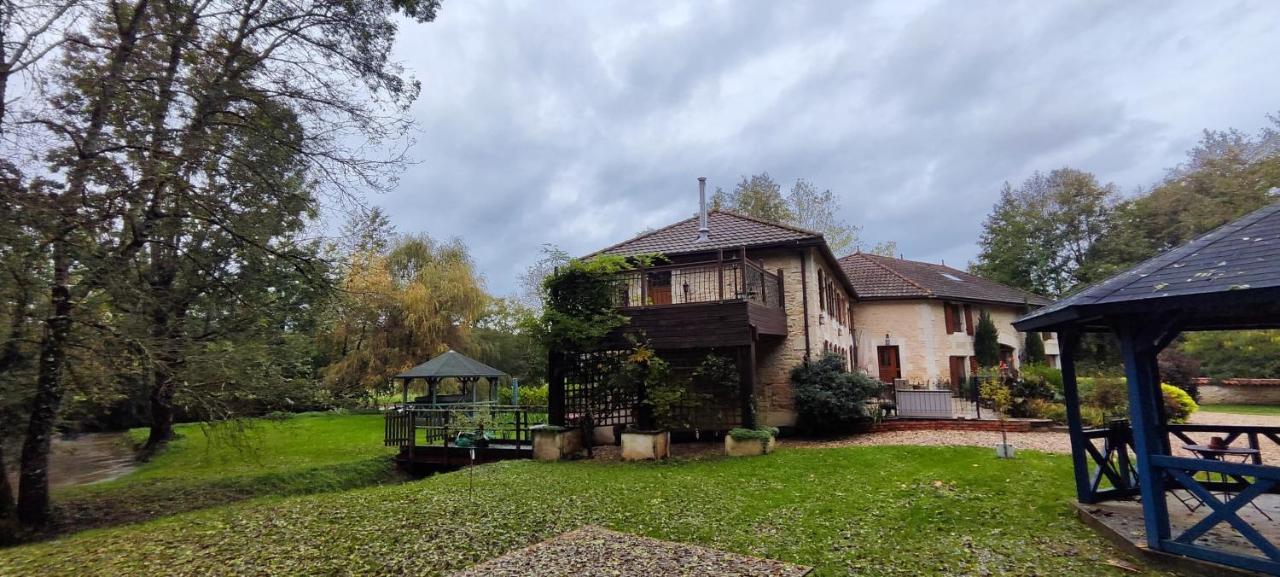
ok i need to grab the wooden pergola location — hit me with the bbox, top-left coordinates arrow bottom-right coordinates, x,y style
1015,201 -> 1280,574
396,350 -> 507,406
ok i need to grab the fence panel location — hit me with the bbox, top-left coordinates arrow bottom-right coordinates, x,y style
895,389 -> 954,418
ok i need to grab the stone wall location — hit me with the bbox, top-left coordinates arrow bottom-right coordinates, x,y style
752,247 -> 856,427
1194,378 -> 1280,405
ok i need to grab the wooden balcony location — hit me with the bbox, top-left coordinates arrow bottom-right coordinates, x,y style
605,257 -> 787,349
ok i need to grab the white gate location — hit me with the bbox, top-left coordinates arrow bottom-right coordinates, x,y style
894,389 -> 954,418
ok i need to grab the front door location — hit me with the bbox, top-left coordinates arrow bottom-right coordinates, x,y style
877,346 -> 901,384
949,356 -> 967,393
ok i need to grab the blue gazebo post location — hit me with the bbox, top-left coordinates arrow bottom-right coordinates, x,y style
1117,321 -> 1174,549
1057,330 -> 1094,503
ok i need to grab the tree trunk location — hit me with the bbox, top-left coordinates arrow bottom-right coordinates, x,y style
142,295 -> 186,455
0,439 -> 14,527
16,244 -> 71,528
143,378 -> 177,454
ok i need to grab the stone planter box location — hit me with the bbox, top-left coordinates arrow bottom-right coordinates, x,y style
620,430 -> 670,461
532,425 -> 583,462
725,435 -> 775,457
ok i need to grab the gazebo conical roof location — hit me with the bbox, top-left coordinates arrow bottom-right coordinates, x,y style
396,350 -> 506,381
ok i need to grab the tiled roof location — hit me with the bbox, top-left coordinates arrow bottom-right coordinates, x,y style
396,350 -> 506,379
1018,201 -> 1280,327
590,210 -> 822,258
838,253 -> 1051,306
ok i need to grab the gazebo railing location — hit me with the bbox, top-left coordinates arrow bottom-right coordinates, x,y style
1150,454 -> 1280,574
1074,421 -> 1280,572
1079,422 -> 1280,503
1079,423 -> 1140,502
384,404 -> 549,449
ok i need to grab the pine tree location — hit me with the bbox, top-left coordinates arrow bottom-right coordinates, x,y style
974,310 -> 1001,368
1024,331 -> 1046,365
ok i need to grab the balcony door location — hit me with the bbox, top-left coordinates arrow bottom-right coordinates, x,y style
647,270 -> 672,305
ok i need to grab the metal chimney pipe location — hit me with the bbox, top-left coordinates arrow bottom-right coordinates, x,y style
697,177 -> 709,241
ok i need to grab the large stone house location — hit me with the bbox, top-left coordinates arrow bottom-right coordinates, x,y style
556,184 -> 1054,431
586,206 -> 857,428
839,252 -> 1055,385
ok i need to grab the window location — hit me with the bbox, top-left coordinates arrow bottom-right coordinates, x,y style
818,270 -> 825,310
944,302 -> 959,333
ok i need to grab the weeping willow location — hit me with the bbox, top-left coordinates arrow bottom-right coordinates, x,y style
322,234 -> 489,397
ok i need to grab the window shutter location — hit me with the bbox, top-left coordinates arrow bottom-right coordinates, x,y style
964,304 -> 974,336
944,303 -> 957,333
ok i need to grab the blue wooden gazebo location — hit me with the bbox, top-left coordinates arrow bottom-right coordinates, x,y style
1016,202 -> 1280,574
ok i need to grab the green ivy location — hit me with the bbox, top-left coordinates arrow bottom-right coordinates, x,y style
536,254 -> 662,351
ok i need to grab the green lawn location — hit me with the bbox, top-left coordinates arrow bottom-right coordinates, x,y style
50,411 -> 402,534
5,445 -> 1175,577
1200,403 -> 1280,416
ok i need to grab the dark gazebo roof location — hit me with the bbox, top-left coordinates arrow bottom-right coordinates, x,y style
395,350 -> 506,381
1015,201 -> 1280,333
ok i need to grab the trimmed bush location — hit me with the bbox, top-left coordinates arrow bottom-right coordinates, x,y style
1158,348 -> 1201,401
791,352 -> 881,434
728,427 -> 778,442
1079,405 -> 1107,428
499,384 -> 549,408
1161,383 -> 1198,423
1087,377 -> 1128,414
1023,399 -> 1063,422
1020,364 -> 1063,398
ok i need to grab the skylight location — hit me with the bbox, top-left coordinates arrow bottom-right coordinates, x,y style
940,272 -> 964,282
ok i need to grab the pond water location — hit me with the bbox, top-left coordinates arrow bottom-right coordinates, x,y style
4,432 -> 138,490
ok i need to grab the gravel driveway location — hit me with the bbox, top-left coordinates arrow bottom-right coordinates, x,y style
1183,409 -> 1280,464
783,408 -> 1280,461
786,429 -> 1073,454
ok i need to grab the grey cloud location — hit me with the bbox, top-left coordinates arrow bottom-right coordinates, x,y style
376,0 -> 1280,295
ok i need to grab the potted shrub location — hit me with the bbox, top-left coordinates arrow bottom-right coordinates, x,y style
725,426 -> 778,457
619,346 -> 689,461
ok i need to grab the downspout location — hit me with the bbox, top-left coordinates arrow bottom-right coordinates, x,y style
800,248 -> 811,360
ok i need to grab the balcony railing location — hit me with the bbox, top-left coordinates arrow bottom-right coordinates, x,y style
607,258 -> 783,309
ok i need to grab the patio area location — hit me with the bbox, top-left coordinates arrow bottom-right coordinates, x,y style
1082,494 -> 1280,574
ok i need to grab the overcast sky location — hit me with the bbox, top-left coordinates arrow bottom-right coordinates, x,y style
378,0 -> 1280,296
